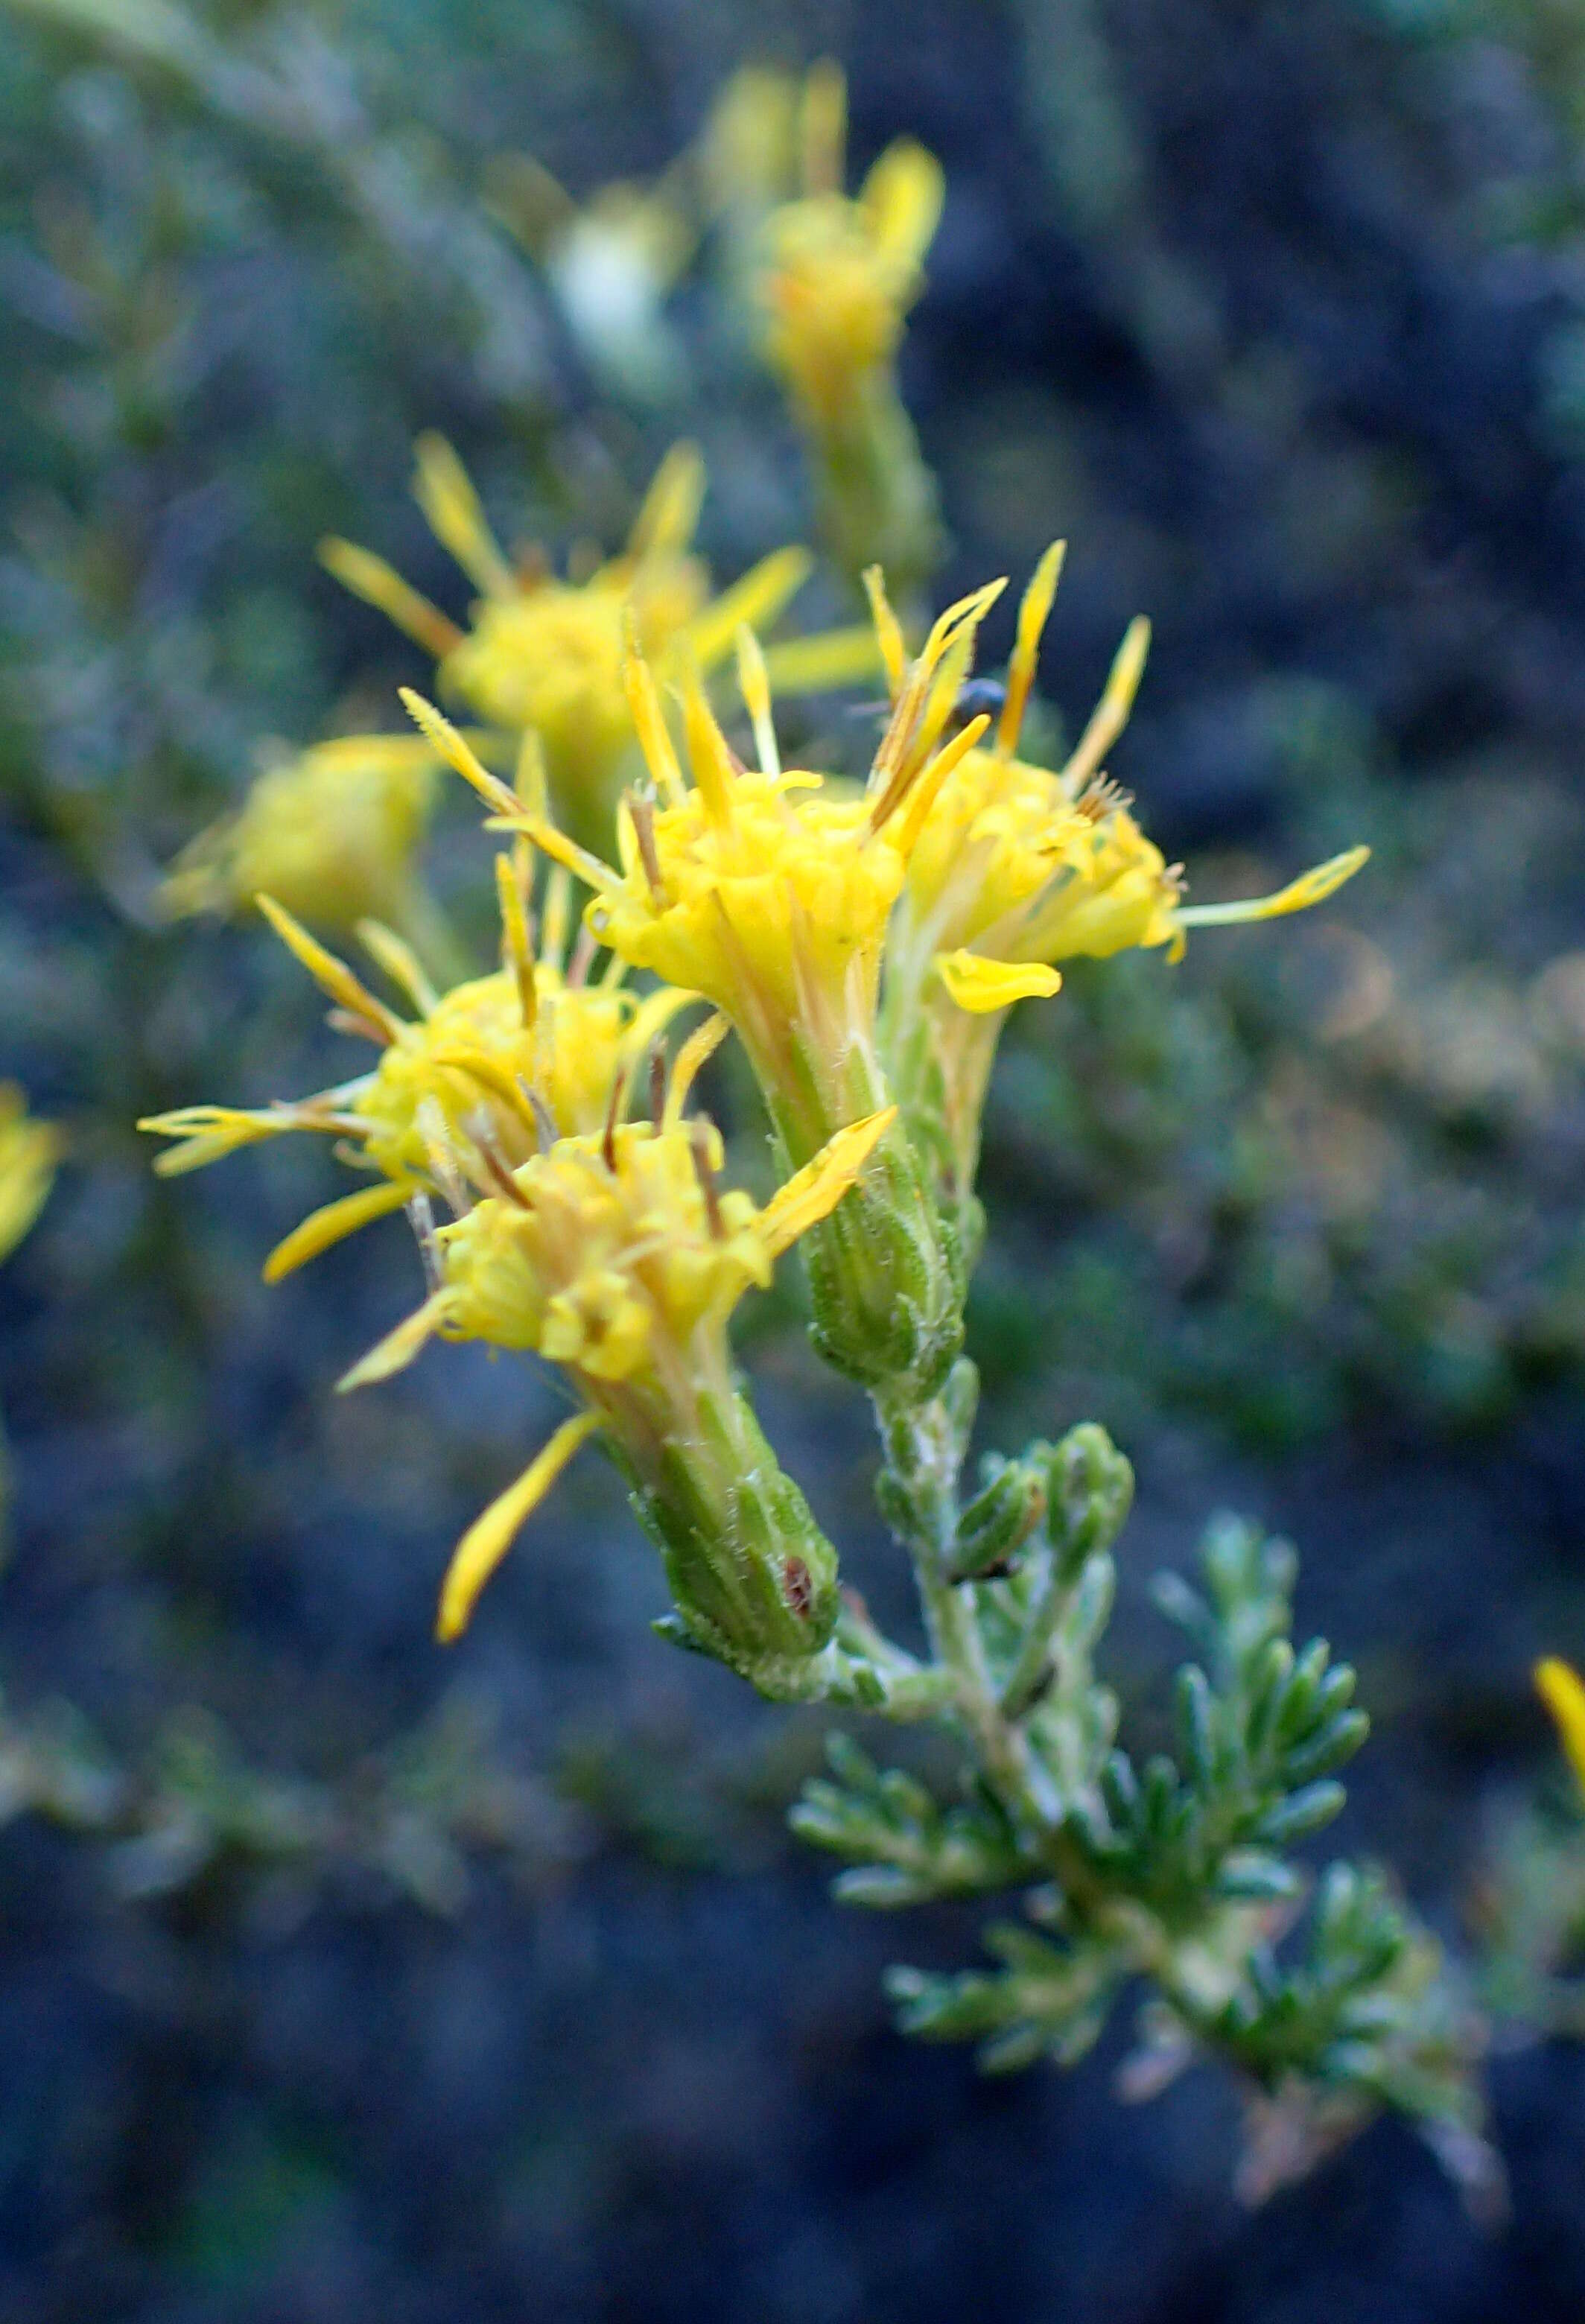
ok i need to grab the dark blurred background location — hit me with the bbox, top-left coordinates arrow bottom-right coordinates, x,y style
4,0 -> 1585,2315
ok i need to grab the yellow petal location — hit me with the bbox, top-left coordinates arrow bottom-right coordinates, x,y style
627,440 -> 705,560
935,952 -> 1062,1014
734,624 -> 780,777
140,1104 -> 314,1175
622,635 -> 687,804
662,1012 -> 730,1129
1175,845 -> 1370,930
262,1177 -> 419,1283
1061,614 -> 1151,792
398,688 -> 521,817
680,546 -> 813,673
337,1290 -> 450,1394
860,139 -> 944,274
317,538 -> 463,658
356,919 -> 439,1016
413,432 -> 513,597
490,808 -> 620,898
758,1105 -> 898,1260
860,569 -> 906,698
436,1410 -> 603,1642
255,897 -> 404,1042
999,540 -> 1067,755
1537,1657 -> 1585,1802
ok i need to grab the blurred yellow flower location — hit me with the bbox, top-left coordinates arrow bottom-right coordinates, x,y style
141,851 -> 696,1287
756,60 -> 944,431
0,1086 -> 58,1266
322,435 -> 873,854
1536,1657 -> 1585,1803
158,734 -> 442,943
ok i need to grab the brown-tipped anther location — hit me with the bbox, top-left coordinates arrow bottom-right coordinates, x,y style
689,1119 -> 726,1238
475,1128 -> 532,1209
600,1067 -> 629,1174
648,1045 -> 668,1128
629,793 -> 665,900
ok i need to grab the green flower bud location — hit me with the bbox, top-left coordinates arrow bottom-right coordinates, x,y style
950,1458 -> 1046,1581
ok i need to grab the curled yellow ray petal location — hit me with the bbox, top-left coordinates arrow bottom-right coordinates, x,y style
679,661 -> 737,827
1175,845 -> 1370,929
262,1177 -> 419,1283
999,539 -> 1067,755
398,688 -> 521,817
758,1105 -> 898,1260
861,569 -> 906,699
936,951 -> 1063,1015
662,1011 -> 730,1129
627,440 -> 705,559
1061,614 -> 1152,793
413,432 -> 514,597
436,1409 -> 603,1642
891,712 -> 991,856
255,896 -> 404,1042
1536,1657 -> 1585,1801
317,539 -> 463,658
337,1289 -> 450,1394
734,625 -> 780,778
622,635 -> 687,804
356,919 -> 439,1017
139,1104 -> 328,1175
680,546 -> 813,673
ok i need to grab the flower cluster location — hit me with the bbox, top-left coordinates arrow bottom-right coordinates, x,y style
320,433 -> 872,854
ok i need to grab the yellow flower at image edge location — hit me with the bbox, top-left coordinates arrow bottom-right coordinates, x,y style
339,1103 -> 895,1650
1536,1657 -> 1585,1801
0,1086 -> 59,1265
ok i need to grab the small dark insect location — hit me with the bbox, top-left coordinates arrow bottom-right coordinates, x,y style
784,1555 -> 814,1619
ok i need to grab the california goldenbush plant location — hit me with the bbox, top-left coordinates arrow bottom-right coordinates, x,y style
22,7 -> 1585,2251
109,44 -> 1525,2206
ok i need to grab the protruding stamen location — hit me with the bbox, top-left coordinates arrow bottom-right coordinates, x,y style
627,440 -> 705,560
680,662 -> 737,827
622,629 -> 687,804
664,1013 -> 730,1130
256,895 -> 404,1044
495,852 -> 537,1029
1061,615 -> 1151,795
648,1045 -> 668,1128
998,539 -> 1067,756
863,566 -> 906,700
734,625 -> 781,779
413,432 -> 514,597
399,688 -> 521,817
568,924 -> 598,988
416,1093 -> 468,1217
524,1083 -> 559,1155
474,1126 -> 532,1209
317,538 -> 463,658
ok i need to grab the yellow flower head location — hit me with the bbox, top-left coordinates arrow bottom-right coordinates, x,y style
320,436 -> 870,853
1536,1657 -> 1585,1804
0,1085 -> 58,1266
158,736 -> 442,939
420,584 -> 1003,1162
141,849 -> 696,1287
340,1090 -> 893,1645
756,62 -> 944,428
892,541 -> 1370,1014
